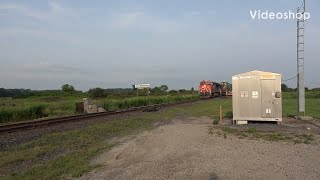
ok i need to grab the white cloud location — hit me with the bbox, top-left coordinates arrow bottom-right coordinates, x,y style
207,10 -> 217,15
48,1 -> 75,17
0,62 -> 84,74
111,11 -> 180,33
0,3 -> 47,20
111,12 -> 142,28
0,1 -> 76,21
182,10 -> 216,20
189,11 -> 201,16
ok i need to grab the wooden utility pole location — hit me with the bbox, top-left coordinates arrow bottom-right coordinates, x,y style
219,105 -> 223,125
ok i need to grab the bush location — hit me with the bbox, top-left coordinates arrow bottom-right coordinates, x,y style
88,88 -> 108,98
213,119 -> 219,125
225,111 -> 233,118
61,84 -> 75,92
99,94 -> 199,110
0,105 -> 47,123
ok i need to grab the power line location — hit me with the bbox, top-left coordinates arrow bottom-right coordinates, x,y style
298,2 -> 304,10
282,74 -> 298,82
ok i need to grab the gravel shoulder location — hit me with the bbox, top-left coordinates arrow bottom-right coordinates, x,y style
81,117 -> 320,180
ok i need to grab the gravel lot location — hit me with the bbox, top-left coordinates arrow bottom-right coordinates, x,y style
81,117 -> 320,180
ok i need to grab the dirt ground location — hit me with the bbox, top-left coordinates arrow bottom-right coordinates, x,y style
80,117 -> 320,180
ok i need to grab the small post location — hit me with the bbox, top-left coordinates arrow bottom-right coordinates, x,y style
136,89 -> 139,97
147,88 -> 150,105
219,105 -> 223,125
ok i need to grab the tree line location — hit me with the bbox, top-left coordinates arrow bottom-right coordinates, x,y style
87,85 -> 196,98
281,84 -> 319,92
2,83 -> 320,98
0,84 -> 197,98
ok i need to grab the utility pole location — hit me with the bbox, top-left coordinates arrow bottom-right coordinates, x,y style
297,0 -> 306,115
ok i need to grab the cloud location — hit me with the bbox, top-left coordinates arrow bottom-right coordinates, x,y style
47,1 -> 75,17
111,12 -> 142,29
0,62 -> 86,77
0,1 -> 75,21
110,11 -> 180,33
109,9 -> 222,35
189,11 -> 201,16
0,3 -> 46,20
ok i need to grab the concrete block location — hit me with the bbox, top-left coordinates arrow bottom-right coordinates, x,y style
98,107 -> 106,112
236,120 -> 248,125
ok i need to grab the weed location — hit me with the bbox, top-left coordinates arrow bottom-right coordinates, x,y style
246,127 -> 257,134
294,134 -> 314,144
240,133 -> 248,138
208,128 -> 214,134
223,133 -> 227,139
0,105 -> 47,123
266,133 -> 286,141
222,127 -> 236,133
225,111 -> 233,118
216,131 -> 222,136
213,119 -> 219,125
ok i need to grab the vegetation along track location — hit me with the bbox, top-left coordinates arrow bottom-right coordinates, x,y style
0,98 -> 216,133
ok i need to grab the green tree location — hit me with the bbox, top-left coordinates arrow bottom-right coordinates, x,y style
178,89 -> 187,93
281,84 -> 289,92
61,84 -> 75,92
150,85 -> 168,95
191,87 -> 195,92
88,88 -> 107,98
159,85 -> 168,92
168,90 -> 178,95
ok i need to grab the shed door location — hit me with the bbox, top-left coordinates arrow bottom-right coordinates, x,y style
261,80 -> 275,118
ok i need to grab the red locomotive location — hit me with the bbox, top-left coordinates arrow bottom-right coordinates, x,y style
199,80 -> 232,98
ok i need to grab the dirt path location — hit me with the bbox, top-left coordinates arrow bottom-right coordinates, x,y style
81,117 -> 320,180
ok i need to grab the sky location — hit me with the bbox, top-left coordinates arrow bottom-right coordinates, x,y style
0,0 -> 319,91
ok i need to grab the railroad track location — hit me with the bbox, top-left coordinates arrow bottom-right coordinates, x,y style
0,98 -> 214,133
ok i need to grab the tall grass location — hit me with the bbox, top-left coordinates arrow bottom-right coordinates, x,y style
0,95 -> 199,123
98,94 -> 199,111
282,91 -> 320,99
0,105 -> 47,123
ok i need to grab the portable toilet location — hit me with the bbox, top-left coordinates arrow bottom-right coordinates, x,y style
232,70 -> 282,125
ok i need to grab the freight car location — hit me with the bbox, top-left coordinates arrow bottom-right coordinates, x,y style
220,82 -> 232,96
199,80 -> 232,98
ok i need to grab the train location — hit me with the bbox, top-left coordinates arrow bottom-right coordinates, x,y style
198,80 -> 232,98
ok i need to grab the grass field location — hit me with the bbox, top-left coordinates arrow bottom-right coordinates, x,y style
283,98 -> 320,118
1,92 -> 319,124
0,94 -> 199,124
0,98 -> 319,179
1,91 -> 319,124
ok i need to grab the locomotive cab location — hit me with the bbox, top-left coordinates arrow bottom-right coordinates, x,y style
199,80 -> 213,98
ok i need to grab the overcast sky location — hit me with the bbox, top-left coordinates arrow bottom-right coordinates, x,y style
0,0 -> 319,90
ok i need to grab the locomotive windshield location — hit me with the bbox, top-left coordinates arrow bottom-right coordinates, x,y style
200,80 -> 213,85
